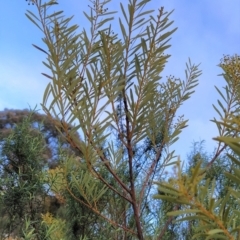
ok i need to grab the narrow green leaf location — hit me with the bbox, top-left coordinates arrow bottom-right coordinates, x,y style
217,99 -> 226,113
120,3 -> 128,24
26,10 -> 40,21
215,86 -> 227,103
97,17 -> 114,29
32,44 -> 49,55
41,73 -> 53,80
167,209 -> 202,216
42,83 -> 52,106
227,153 -> 240,166
174,215 -> 207,223
46,10 -> 64,19
207,229 -> 225,235
41,1 -> 58,7
83,11 -> 94,22
212,104 -> 223,119
135,10 -> 154,19
206,234 -> 227,240
158,29 -> 176,42
25,13 -> 43,31
119,18 -> 127,41
225,172 -> 240,185
164,161 -> 179,167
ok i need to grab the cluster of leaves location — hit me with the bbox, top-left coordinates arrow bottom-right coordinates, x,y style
154,55 -> 240,239
24,0 -> 202,239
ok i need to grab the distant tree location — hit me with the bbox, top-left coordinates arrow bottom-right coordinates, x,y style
0,109 -> 48,238
0,108 -> 110,239
0,108 -> 82,169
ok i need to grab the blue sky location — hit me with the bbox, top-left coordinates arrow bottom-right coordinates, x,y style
0,0 -> 239,161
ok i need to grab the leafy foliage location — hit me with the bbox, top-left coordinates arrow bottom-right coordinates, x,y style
24,0 -> 202,239
154,54 -> 240,240
0,109 -> 93,239
0,108 -> 47,239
